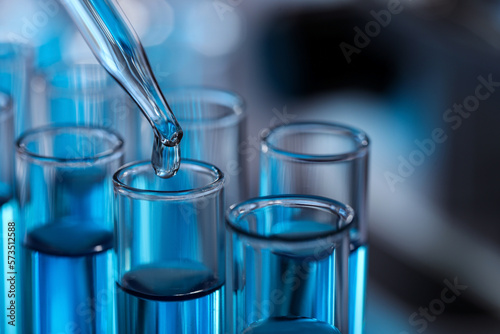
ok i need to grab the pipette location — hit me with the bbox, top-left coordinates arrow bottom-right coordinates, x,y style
59,0 -> 182,178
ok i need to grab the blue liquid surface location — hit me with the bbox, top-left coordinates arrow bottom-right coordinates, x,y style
24,218 -> 113,256
243,317 -> 341,334
23,220 -> 115,334
270,220 -> 337,241
117,261 -> 223,334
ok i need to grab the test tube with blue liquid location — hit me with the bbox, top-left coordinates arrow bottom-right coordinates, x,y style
113,160 -> 225,333
260,122 -> 370,334
16,126 -> 124,333
0,92 -> 19,334
0,92 -> 14,228
226,195 -> 353,334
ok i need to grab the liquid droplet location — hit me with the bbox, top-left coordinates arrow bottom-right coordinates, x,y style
151,134 -> 181,178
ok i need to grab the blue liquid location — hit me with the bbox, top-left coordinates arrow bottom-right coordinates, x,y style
243,317 -> 341,334
1,197 -> 18,334
117,261 -> 224,334
349,244 -> 368,334
23,220 -> 115,334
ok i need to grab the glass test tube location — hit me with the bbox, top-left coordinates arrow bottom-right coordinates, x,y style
0,91 -> 18,334
0,91 -> 14,216
154,87 -> 247,208
113,159 -> 225,334
43,63 -> 142,161
0,42 -> 33,136
16,126 -> 124,334
226,195 -> 353,334
259,122 -> 370,334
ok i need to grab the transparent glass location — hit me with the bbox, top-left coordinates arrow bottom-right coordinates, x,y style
0,91 -> 17,334
43,63 -> 143,161
58,0 -> 183,144
226,195 -> 353,334
59,0 -> 183,178
0,92 -> 13,205
260,122 -> 370,334
147,87 -> 247,208
113,159 -> 225,334
16,126 -> 124,334
0,42 -> 33,136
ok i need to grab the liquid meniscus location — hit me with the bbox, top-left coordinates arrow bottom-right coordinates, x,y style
117,260 -> 223,334
23,219 -> 115,333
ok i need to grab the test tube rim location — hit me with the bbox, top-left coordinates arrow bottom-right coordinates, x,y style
163,86 -> 246,128
16,125 -> 124,166
113,159 -> 224,201
226,194 -> 354,245
261,121 -> 369,163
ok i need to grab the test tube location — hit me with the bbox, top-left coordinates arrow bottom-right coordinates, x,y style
0,42 -> 33,136
259,122 -> 370,334
43,63 -> 142,161
160,87 -> 247,208
113,159 -> 225,334
16,126 -> 124,334
0,91 -> 18,334
226,195 -> 353,334
0,91 -> 14,215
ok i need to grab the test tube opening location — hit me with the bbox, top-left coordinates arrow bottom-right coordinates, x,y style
261,122 -> 369,162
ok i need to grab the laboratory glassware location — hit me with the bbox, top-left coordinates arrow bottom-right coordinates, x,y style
260,122 -> 370,334
16,126 -> 124,334
163,87 -> 247,208
0,91 -> 18,334
0,42 -> 33,136
113,159 -> 225,333
59,0 -> 183,177
226,195 -> 353,334
44,63 -> 142,161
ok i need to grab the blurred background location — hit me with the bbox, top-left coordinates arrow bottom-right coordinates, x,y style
2,0 -> 500,332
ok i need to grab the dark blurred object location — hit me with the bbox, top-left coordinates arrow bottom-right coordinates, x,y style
259,6 -> 397,97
